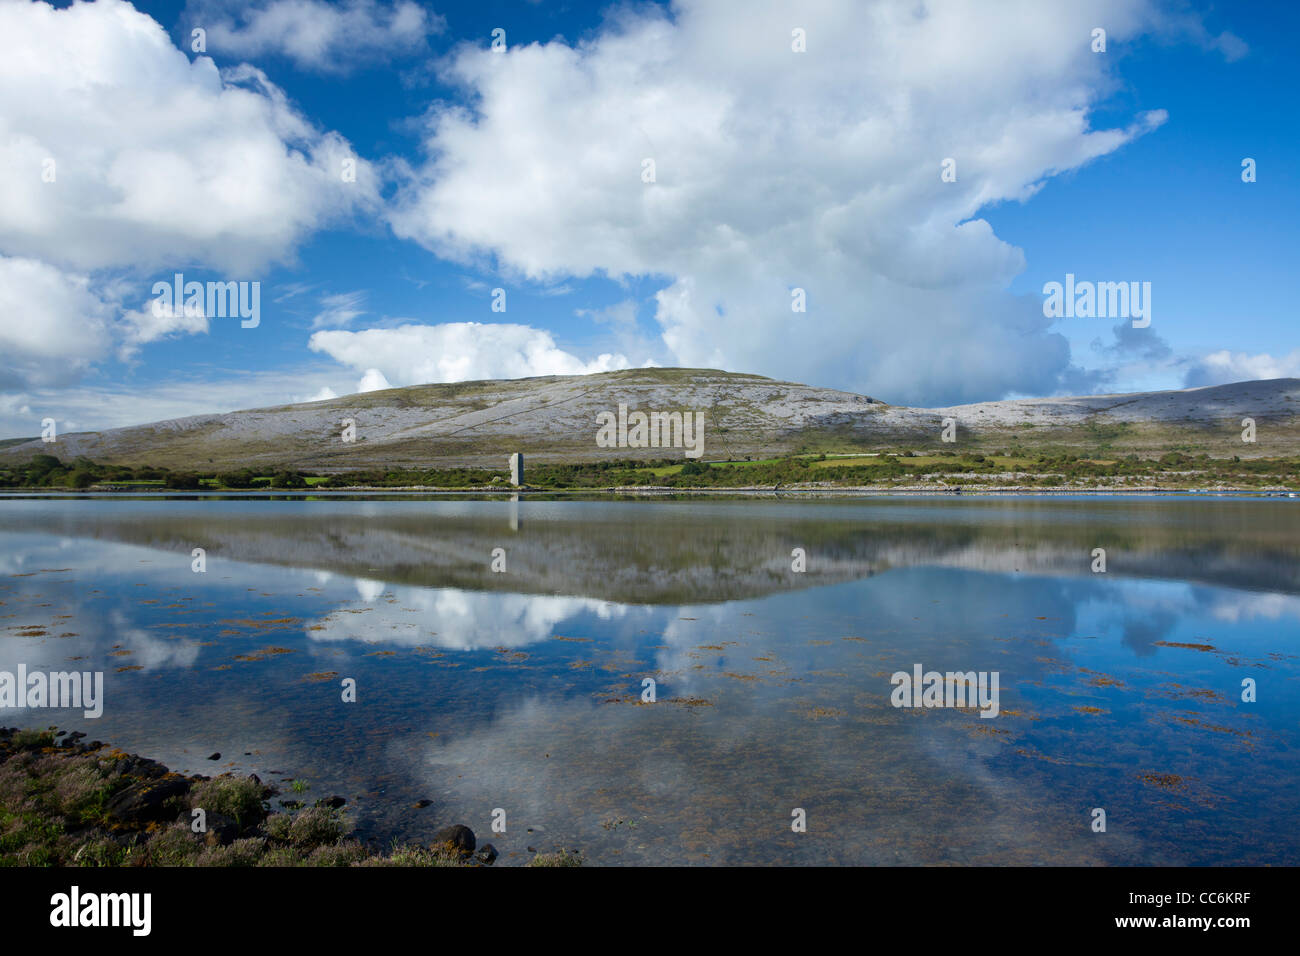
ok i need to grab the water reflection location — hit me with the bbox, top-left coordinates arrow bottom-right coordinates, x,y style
1,496 -> 1298,600
0,496 -> 1296,865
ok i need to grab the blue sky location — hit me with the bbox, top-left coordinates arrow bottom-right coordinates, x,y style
0,0 -> 1295,437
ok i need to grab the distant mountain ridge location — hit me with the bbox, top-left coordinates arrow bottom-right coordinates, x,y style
2,369 -> 1297,471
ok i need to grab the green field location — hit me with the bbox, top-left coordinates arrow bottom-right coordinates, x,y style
2,449 -> 1296,492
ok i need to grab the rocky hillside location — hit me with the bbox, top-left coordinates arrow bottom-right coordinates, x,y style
1,369 -> 1296,470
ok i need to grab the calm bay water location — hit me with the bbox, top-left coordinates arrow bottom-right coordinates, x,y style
0,494 -> 1296,865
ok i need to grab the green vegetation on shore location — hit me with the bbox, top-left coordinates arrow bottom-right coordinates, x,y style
2,450 -> 1297,492
0,728 -> 574,867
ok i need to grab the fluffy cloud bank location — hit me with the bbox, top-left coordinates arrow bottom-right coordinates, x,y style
309,322 -> 631,392
0,0 -> 378,391
390,0 -> 1182,404
0,0 -> 377,274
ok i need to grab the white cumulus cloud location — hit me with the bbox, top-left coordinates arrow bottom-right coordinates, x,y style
309,322 -> 632,390
389,0 -> 1180,404
356,367 -> 393,392
0,0 -> 380,275
0,0 -> 381,397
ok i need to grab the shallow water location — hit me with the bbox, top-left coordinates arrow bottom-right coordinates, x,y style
0,495 -> 1296,865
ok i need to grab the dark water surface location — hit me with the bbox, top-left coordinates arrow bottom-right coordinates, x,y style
0,495 -> 1296,865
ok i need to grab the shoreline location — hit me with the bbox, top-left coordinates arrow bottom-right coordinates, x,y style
0,485 -> 1296,498
0,727 -> 577,867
